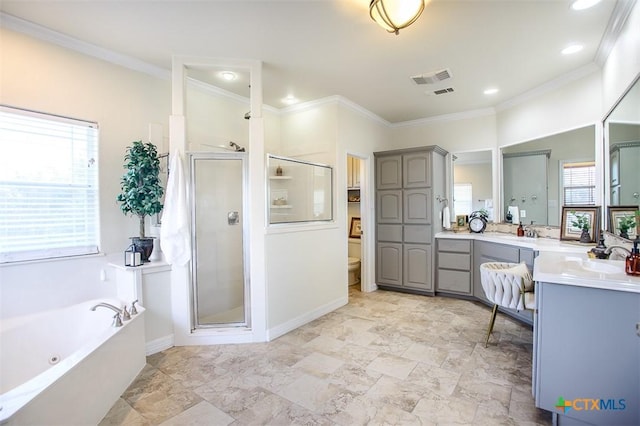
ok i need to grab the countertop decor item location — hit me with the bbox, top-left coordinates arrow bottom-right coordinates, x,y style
117,140 -> 164,262
468,210 -> 488,233
560,206 -> 600,243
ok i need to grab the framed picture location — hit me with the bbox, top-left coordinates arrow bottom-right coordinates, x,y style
560,206 -> 600,242
608,205 -> 639,239
349,217 -> 362,239
455,215 -> 467,228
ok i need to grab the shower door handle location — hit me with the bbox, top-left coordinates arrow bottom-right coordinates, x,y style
228,211 -> 240,225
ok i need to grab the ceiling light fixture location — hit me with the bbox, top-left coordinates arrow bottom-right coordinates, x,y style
369,0 -> 425,35
562,44 -> 584,55
571,0 -> 601,11
282,95 -> 298,105
484,88 -> 499,95
220,71 -> 237,81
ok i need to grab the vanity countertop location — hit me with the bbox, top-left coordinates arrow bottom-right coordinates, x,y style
435,231 -> 591,254
533,252 -> 640,293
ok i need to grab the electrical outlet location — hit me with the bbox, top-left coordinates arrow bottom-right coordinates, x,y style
521,210 -> 527,218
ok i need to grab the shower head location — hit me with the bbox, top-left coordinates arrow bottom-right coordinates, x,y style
229,141 -> 245,152
244,111 -> 251,120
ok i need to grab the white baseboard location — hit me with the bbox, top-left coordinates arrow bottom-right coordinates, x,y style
266,296 -> 348,341
145,334 -> 174,355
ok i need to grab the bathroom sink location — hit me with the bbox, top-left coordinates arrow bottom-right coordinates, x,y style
580,260 -> 623,274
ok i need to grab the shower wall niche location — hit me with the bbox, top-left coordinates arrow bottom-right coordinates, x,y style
267,154 -> 333,224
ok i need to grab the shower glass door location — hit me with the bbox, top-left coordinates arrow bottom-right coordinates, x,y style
190,153 -> 248,328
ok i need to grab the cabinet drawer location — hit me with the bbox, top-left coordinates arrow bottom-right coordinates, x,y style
476,241 -> 519,263
438,252 -> 471,270
438,239 -> 471,253
437,270 -> 471,294
404,225 -> 432,244
377,224 -> 403,242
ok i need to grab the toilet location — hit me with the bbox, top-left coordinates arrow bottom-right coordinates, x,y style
348,257 -> 361,285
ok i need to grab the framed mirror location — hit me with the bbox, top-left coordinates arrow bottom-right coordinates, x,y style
452,150 -> 494,222
604,73 -> 640,240
501,124 -> 597,227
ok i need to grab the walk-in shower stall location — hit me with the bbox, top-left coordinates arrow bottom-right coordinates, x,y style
189,152 -> 249,329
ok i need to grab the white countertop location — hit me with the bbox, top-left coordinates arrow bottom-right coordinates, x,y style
533,252 -> 640,293
435,231 -> 591,254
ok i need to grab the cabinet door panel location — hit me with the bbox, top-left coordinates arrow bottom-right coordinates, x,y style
377,224 -> 403,242
403,225 -> 432,244
377,243 -> 402,286
404,188 -> 432,224
376,155 -> 402,189
403,153 -> 431,188
377,190 -> 402,223
404,244 -> 432,290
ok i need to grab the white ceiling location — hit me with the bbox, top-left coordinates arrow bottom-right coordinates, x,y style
0,0 -> 626,124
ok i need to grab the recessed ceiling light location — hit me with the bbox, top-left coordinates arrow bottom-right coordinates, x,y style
484,88 -> 499,95
571,0 -> 601,11
282,95 -> 298,105
220,71 -> 237,81
562,44 -> 584,55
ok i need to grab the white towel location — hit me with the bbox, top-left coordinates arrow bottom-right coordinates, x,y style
442,206 -> 451,230
160,150 -> 191,266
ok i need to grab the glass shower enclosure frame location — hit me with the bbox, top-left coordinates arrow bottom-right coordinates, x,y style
189,152 -> 250,330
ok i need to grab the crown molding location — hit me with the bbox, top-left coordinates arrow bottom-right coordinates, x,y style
594,0 -> 637,66
1,12 -> 170,80
280,95 -> 390,126
495,63 -> 600,112
392,108 -> 496,128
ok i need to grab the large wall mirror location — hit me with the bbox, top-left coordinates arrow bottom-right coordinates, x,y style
501,125 -> 596,227
452,150 -> 494,221
604,73 -> 640,240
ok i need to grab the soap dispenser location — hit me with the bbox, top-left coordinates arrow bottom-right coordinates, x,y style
517,222 -> 524,237
625,236 -> 640,276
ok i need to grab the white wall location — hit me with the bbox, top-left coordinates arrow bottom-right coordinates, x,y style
266,102 -> 345,337
0,28 -> 171,319
391,111 -> 496,153
602,1 -> 640,114
496,70 -> 603,148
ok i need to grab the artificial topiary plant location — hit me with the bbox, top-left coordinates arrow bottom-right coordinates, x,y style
116,140 -> 164,244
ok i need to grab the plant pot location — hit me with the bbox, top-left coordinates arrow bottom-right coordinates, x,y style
131,237 -> 154,262
620,229 -> 629,239
579,229 -> 591,243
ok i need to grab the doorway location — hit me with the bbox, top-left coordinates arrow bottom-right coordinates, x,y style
347,153 -> 371,293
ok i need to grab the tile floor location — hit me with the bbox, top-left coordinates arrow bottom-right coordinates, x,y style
100,287 -> 551,425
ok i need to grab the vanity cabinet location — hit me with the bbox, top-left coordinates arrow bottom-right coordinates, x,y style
436,239 -> 473,295
472,240 -> 534,325
375,146 -> 447,294
534,282 -> 640,425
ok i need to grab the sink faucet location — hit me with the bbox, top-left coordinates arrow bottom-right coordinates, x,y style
604,245 -> 632,257
90,302 -> 124,327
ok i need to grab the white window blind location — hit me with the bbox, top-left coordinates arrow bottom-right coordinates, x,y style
563,161 -> 596,205
0,106 -> 99,263
454,183 -> 473,216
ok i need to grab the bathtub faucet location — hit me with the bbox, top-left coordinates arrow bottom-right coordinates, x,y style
90,302 -> 124,327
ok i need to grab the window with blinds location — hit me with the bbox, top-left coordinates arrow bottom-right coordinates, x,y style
454,183 -> 473,216
562,161 -> 596,205
0,106 -> 99,263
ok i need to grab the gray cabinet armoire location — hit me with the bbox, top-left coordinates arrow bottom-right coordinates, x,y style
374,146 -> 447,294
